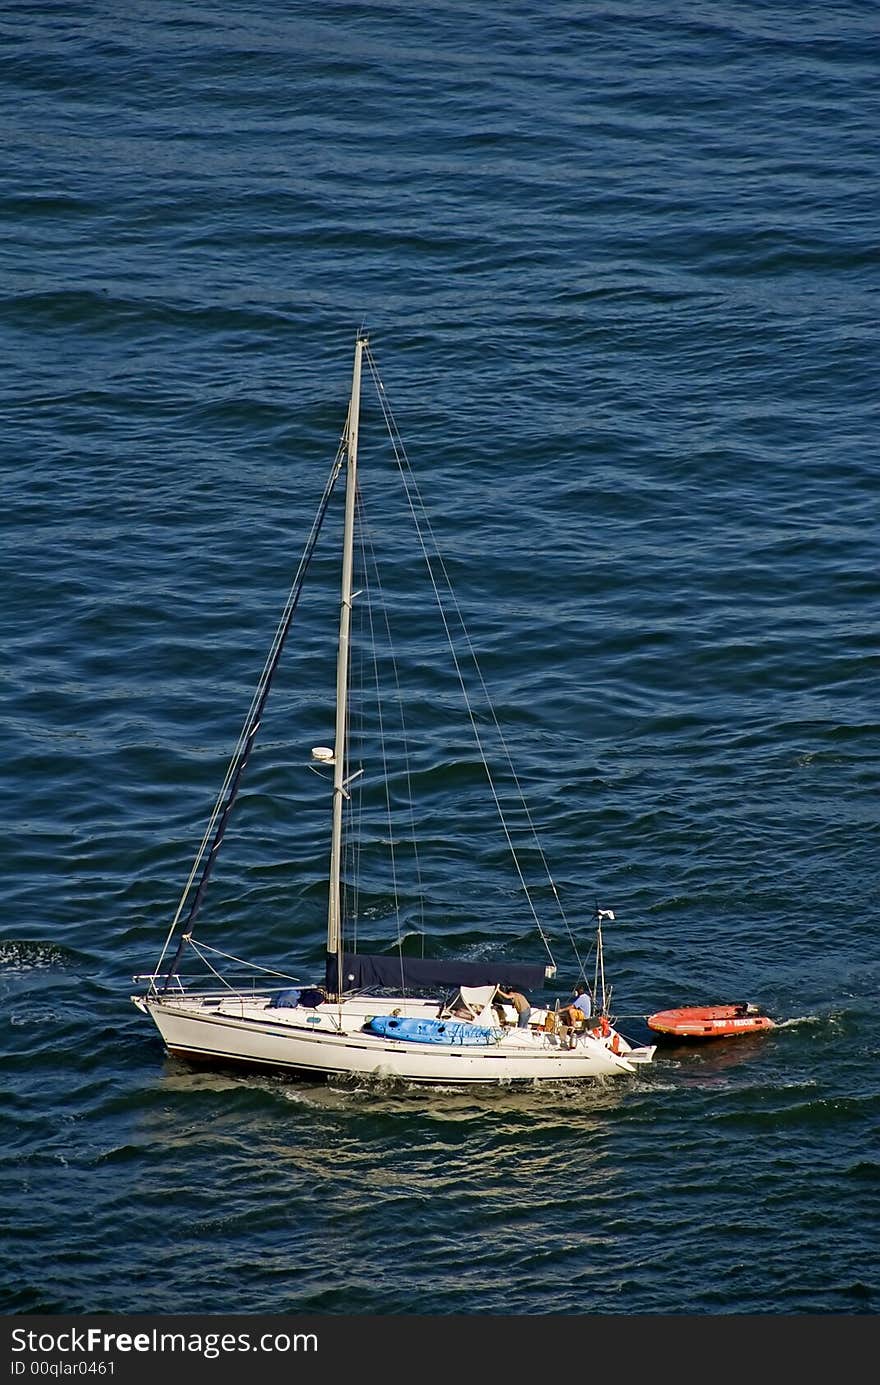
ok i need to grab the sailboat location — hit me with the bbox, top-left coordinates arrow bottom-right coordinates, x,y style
132,334 -> 656,1085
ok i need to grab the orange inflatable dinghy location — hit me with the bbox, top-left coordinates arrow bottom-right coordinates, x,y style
647,1003 -> 775,1040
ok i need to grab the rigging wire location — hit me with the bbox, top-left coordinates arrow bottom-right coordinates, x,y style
364,344 -> 563,973
154,435 -> 347,990
356,497 -> 402,976
356,490 -> 427,992
187,938 -> 306,984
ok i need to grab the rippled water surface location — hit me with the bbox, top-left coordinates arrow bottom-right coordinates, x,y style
1,1 -> 878,1316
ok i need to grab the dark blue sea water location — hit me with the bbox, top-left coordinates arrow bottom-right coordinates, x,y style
2,0 -> 878,1322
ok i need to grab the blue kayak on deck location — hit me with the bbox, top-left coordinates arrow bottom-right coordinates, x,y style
366,1015 -> 502,1046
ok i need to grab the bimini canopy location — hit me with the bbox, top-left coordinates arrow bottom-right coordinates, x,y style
452,985 -> 499,1025
326,952 -> 546,994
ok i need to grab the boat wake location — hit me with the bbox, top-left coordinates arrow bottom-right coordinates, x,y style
773,1013 -> 826,1030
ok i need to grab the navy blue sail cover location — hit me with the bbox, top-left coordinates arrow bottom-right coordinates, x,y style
325,951 -> 546,993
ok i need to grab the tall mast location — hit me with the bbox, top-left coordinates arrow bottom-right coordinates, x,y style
327,334 -> 366,985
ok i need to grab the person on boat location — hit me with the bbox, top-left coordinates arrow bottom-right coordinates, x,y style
572,983 -> 592,1022
555,984 -> 594,1046
557,984 -> 592,1028
451,1000 -> 477,1020
496,986 -> 532,1029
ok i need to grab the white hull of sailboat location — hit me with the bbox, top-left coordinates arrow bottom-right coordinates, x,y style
135,993 -> 654,1085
